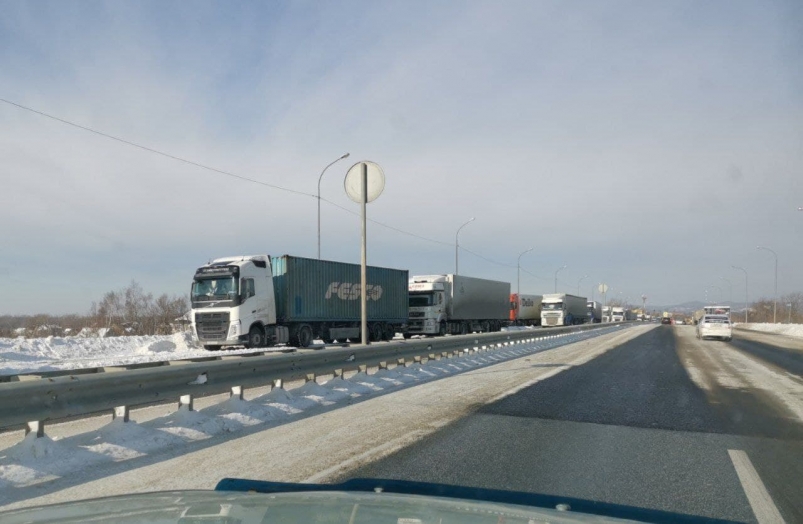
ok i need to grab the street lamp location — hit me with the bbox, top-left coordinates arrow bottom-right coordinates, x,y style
554,265 -> 567,293
576,274 -> 589,296
757,246 -> 778,323
317,153 -> 350,259
732,265 -> 748,323
454,218 -> 475,275
516,248 -> 534,324
719,277 -> 732,305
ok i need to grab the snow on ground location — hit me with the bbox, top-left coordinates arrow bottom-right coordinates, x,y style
0,331 -> 291,376
735,323 -> 803,339
0,326 -> 626,502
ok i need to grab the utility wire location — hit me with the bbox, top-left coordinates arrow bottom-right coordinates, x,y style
1,97 -> 514,265
0,97 -> 314,198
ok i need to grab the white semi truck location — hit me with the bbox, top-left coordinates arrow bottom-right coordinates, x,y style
406,274 -> 510,336
190,255 -> 408,350
587,300 -> 602,323
611,306 -> 626,322
540,293 -> 588,327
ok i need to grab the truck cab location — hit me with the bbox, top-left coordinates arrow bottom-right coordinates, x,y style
407,277 -> 447,335
611,307 -> 625,322
191,255 -> 278,350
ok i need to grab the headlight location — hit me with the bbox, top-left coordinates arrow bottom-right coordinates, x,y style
228,321 -> 241,338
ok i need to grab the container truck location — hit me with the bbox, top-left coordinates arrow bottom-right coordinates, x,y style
586,300 -> 602,323
541,293 -> 588,327
406,274 -> 510,336
191,255 -> 408,350
611,307 -> 626,322
509,293 -> 543,326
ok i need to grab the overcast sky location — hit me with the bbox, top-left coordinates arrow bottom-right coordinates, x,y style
1,1 -> 801,315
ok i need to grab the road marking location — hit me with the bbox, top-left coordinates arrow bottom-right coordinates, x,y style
728,449 -> 785,524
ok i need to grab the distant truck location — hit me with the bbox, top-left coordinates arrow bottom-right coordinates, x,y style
587,300 -> 602,323
191,255 -> 408,350
704,305 -> 731,319
602,306 -> 612,323
541,293 -> 588,327
510,293 -> 543,326
611,306 -> 626,322
406,274 -> 510,336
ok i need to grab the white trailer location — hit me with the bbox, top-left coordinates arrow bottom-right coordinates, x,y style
407,274 -> 510,336
510,293 -> 542,326
587,300 -> 602,323
541,293 -> 588,327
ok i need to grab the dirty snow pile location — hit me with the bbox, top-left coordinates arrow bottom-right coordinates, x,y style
736,323 -> 803,339
0,332 -> 274,376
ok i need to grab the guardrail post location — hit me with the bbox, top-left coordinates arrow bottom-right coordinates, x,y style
397,358 -> 407,368
272,378 -> 284,390
333,368 -> 345,379
430,353 -> 439,361
413,355 -> 422,364
305,373 -> 316,383
25,420 -> 44,438
358,364 -> 368,374
230,386 -> 244,400
378,361 -> 388,370
179,394 -> 194,411
113,405 -> 130,422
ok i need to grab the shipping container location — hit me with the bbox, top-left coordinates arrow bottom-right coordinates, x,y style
272,255 -> 408,323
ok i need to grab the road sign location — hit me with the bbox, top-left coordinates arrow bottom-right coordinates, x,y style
599,284 -> 608,294
345,161 -> 385,203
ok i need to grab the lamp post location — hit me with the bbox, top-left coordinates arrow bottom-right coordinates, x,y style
317,153 -> 350,259
517,248 -> 534,324
576,274 -> 589,296
732,265 -> 748,323
455,218 -> 475,275
554,265 -> 567,293
757,246 -> 778,323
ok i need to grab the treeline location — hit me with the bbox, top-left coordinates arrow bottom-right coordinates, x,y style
740,292 -> 803,324
0,281 -> 189,338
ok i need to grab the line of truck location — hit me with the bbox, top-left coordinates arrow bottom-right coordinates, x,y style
190,254 -> 609,350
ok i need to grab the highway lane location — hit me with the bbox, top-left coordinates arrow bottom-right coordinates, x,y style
342,325 -> 803,523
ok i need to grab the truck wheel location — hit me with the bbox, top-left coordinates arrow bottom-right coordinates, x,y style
438,322 -> 447,336
247,326 -> 265,348
383,324 -> 395,341
482,321 -> 490,333
203,345 -> 222,351
370,323 -> 383,342
459,322 -> 468,335
297,325 -> 313,348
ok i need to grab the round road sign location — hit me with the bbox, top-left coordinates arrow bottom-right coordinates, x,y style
344,161 -> 385,203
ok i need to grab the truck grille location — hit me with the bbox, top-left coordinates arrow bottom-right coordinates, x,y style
545,318 -> 558,326
409,311 -> 426,318
195,311 -> 230,341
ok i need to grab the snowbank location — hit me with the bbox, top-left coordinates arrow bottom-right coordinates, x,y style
736,323 -> 803,339
0,332 -> 282,376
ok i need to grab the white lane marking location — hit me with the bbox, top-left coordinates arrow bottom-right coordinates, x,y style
728,449 -> 785,524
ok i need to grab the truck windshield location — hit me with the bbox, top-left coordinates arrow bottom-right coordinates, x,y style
409,293 -> 435,307
192,277 -> 238,301
542,302 -> 562,310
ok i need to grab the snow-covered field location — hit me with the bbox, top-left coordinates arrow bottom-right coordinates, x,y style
735,323 -> 803,339
0,332 -> 287,376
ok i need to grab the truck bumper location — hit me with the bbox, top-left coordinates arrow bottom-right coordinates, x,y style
406,319 -> 438,334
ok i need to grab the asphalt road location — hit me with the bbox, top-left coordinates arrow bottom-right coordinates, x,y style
342,325 -> 803,523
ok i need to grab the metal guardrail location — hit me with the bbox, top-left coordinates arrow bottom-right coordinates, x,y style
0,323 -> 620,435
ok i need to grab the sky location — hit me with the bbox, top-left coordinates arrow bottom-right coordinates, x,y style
1,0 -> 801,315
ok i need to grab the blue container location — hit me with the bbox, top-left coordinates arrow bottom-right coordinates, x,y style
271,255 -> 408,323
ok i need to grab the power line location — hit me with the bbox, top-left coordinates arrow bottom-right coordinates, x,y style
0,97 -> 314,198
0,97 -> 515,267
